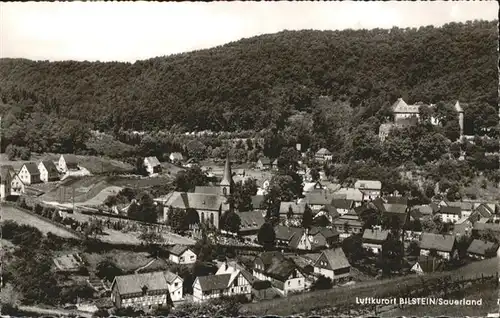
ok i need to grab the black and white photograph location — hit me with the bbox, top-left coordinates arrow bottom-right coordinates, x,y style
0,1 -> 499,317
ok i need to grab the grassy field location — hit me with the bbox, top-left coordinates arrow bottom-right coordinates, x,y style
84,250 -> 154,272
239,257 -> 499,316
1,205 -> 79,239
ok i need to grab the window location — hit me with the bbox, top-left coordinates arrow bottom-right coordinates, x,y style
175,282 -> 178,287
288,281 -> 291,286
210,213 -> 214,226
231,288 -> 234,293
299,280 -> 301,285
190,255 -> 194,260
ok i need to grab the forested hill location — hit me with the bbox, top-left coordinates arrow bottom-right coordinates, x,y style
0,20 -> 497,132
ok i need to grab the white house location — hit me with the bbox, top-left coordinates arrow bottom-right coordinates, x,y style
111,271 -> 183,310
313,248 -> 351,283
354,180 -> 382,201
467,239 -> 498,260
38,160 -> 60,182
168,245 -> 197,264
411,256 -> 443,274
18,162 -> 41,185
143,156 -> 161,176
438,206 -> 462,224
169,152 -> 184,163
253,251 -> 306,296
58,154 -> 79,173
315,148 -> 333,162
10,172 -> 25,195
192,267 -> 252,303
274,225 -> 312,250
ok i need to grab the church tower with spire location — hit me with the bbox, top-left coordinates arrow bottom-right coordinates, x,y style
220,154 -> 232,197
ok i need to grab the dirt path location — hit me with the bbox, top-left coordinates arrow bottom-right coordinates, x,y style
18,305 -> 92,317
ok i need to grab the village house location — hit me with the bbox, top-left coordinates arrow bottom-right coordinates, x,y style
143,156 -> 162,175
333,188 -> 364,206
469,203 -> 494,223
0,165 -> 14,201
274,225 -> 312,250
236,210 -> 265,242
444,201 -> 474,219
362,229 -> 390,254
279,201 -> 307,219
303,192 -> 336,211
315,148 -> 333,163
193,265 -> 252,303
256,157 -> 277,170
472,223 -> 500,240
253,251 -> 306,296
332,208 -> 363,239
466,239 -> 498,260
10,171 -> 25,195
18,162 -> 41,185
38,160 -> 60,182
419,233 -> 457,260
256,179 -> 270,196
308,226 -> 339,249
354,180 -> 382,201
251,195 -> 266,215
169,152 -> 184,163
313,248 -> 351,283
331,198 -> 355,215
111,271 -> 183,310
313,204 -> 340,225
382,203 -> 409,229
58,154 -> 79,173
168,245 -> 197,264
411,256 -> 444,274
438,206 -> 462,223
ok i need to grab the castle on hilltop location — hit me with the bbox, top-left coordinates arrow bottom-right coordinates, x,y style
379,98 -> 464,142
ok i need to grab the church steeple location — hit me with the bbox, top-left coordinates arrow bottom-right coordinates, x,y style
220,154 -> 232,196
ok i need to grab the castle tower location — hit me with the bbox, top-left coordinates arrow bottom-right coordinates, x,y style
220,154 -> 232,197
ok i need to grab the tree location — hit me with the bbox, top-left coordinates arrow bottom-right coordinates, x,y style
257,222 -> 276,250
137,192 -> 158,223
406,241 -> 420,256
379,238 -> 404,275
96,260 -> 123,282
166,207 -> 188,232
229,179 -> 258,212
310,275 -> 333,291
287,205 -> 293,220
341,234 -> 365,264
220,211 -> 241,234
174,166 -> 208,192
310,168 -> 320,182
301,204 -> 313,229
139,228 -> 165,246
359,207 -> 381,230
134,157 -> 148,176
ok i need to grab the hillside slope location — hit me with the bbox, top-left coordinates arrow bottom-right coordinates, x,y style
0,20 -> 497,132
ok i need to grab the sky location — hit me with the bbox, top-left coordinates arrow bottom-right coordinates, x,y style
1,1 -> 498,62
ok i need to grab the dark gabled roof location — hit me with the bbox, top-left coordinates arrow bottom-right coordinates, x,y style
197,274 -> 231,291
318,248 -> 350,271
23,162 -> 40,175
386,196 -> 408,205
251,195 -> 266,209
412,205 -> 433,215
0,165 -> 15,183
61,154 -> 78,167
473,223 -> 500,233
40,161 -> 59,178
163,191 -> 225,211
168,245 -> 191,256
475,204 -> 494,217
420,233 -> 455,253
362,229 -> 390,242
274,226 -> 307,249
236,210 -> 265,232
446,201 -> 473,211
331,199 -> 354,210
439,206 -> 462,215
113,272 -> 175,295
467,239 -> 498,256
371,197 -> 387,212
309,226 -> 339,239
258,157 -> 272,165
305,192 -> 335,206
194,186 -> 221,195
383,203 -> 407,214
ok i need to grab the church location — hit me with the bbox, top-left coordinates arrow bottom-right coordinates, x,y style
157,156 -> 233,229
